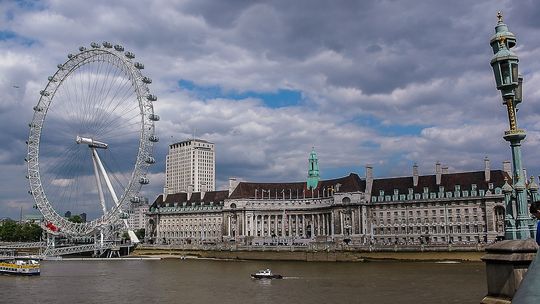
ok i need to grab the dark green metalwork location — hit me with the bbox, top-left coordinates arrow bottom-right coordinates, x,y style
489,12 -> 535,240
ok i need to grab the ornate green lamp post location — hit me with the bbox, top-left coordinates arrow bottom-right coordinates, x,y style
489,12 -> 531,240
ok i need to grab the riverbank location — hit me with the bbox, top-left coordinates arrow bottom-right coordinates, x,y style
131,247 -> 484,262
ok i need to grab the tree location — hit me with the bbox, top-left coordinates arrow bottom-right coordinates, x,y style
0,220 -> 42,242
68,215 -> 83,223
0,220 -> 18,241
135,228 -> 145,240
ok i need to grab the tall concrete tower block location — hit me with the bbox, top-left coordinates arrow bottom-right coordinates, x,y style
165,139 -> 215,194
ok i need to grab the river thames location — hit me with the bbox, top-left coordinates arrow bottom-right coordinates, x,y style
0,259 -> 486,304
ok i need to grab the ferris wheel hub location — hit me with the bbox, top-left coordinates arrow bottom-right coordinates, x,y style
76,136 -> 108,149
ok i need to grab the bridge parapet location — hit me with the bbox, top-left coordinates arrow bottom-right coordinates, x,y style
513,249 -> 540,303
481,239 -> 538,303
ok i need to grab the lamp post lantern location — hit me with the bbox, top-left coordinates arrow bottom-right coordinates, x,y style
489,12 -> 532,240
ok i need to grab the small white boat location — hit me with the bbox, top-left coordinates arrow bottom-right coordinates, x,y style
0,259 -> 40,276
250,268 -> 282,279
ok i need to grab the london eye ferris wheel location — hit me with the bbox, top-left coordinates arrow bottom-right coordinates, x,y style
26,42 -> 159,240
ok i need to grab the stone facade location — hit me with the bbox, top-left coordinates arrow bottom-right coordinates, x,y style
147,161 -> 511,247
127,201 -> 150,231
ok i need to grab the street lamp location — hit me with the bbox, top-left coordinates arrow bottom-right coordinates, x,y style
489,12 -> 533,240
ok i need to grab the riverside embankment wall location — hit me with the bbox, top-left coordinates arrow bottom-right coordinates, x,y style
133,247 -> 485,262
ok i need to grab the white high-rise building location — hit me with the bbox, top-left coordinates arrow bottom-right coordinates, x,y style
165,139 -> 215,194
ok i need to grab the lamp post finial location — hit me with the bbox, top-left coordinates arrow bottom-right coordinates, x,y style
497,11 -> 503,23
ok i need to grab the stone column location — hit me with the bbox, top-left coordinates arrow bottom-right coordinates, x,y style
266,215 -> 269,237
311,214 -> 315,237
281,214 -> 285,237
318,214 -> 322,235
274,214 -> 278,236
322,214 -> 326,235
351,210 -> 356,235
251,214 -> 255,237
481,239 -> 538,303
331,212 -> 335,236
340,212 -> 344,235
359,207 -> 363,235
227,216 -> 231,236
243,211 -> 246,236
294,215 -> 299,238
288,215 -> 292,237
302,214 -> 306,238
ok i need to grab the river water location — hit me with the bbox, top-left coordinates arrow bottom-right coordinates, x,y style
0,259 -> 486,304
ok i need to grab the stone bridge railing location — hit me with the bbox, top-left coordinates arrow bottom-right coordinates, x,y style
512,248 -> 540,303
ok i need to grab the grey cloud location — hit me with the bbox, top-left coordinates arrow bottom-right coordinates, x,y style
3,0 -> 540,219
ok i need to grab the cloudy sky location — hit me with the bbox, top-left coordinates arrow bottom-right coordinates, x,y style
2,0 -> 540,219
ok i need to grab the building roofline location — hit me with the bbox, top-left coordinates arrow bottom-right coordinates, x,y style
170,138 -> 214,147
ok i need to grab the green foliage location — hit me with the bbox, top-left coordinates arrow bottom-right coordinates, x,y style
0,220 -> 43,242
68,215 -> 83,223
135,228 -> 145,240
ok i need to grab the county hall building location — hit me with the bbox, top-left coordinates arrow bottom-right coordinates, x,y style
146,143 -> 522,248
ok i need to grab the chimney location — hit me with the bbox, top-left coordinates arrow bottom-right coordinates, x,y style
484,156 -> 491,182
435,161 -> 442,185
413,163 -> 419,187
163,186 -> 168,201
187,184 -> 193,200
442,166 -> 449,174
229,177 -> 240,196
365,165 -> 373,195
200,184 -> 206,200
523,168 -> 528,183
503,160 -> 512,178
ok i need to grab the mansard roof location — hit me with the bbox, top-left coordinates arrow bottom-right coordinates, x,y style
229,173 -> 365,199
371,170 -> 510,195
151,190 -> 229,208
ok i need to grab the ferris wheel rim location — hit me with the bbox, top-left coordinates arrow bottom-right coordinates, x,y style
26,42 -> 157,236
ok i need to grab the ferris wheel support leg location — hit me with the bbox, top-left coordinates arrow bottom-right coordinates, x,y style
92,146 -> 139,243
91,148 -> 119,205
91,148 -> 108,215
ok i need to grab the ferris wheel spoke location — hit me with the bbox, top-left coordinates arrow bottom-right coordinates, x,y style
41,145 -> 86,215
90,76 -> 136,133
80,60 -> 121,135
87,61 -> 114,135
94,110 -> 141,140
